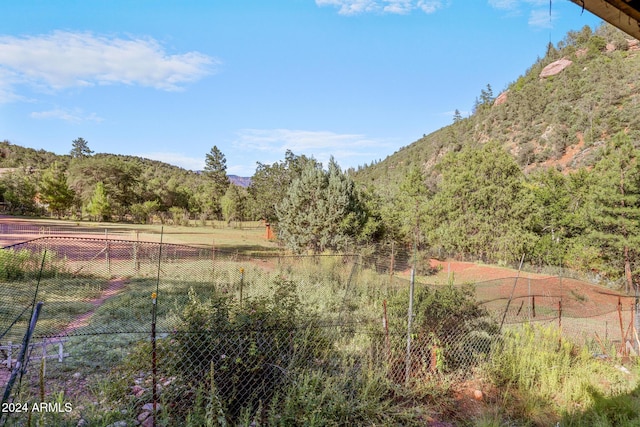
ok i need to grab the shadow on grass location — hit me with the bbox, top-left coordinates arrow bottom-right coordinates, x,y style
214,244 -> 282,256
561,382 -> 640,427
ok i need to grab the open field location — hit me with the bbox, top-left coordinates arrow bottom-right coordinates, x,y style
1,216 -> 631,334
2,216 -> 639,426
0,215 -> 279,253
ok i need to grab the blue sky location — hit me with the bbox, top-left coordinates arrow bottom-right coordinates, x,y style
0,0 -> 601,176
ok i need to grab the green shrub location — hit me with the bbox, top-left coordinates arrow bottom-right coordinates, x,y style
486,324 -> 638,424
385,283 -> 498,378
163,277 -> 334,423
0,248 -> 64,280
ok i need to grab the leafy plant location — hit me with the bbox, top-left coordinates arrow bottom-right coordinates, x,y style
161,277 -> 333,423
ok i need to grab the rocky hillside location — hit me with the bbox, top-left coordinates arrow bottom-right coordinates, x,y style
355,23 -> 640,195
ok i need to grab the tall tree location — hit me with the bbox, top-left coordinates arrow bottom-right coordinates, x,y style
39,162 -> 75,218
587,132 -> 640,293
426,142 -> 534,263
68,156 -> 140,219
204,146 -> 230,199
0,168 -> 38,215
248,150 -> 318,222
203,146 -> 230,219
86,182 -> 111,221
70,137 -> 94,158
276,158 -> 364,254
221,184 -> 247,225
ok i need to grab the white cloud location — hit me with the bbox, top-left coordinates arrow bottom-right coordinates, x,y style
528,9 -> 556,29
0,31 -> 216,100
138,151 -> 206,171
30,107 -> 103,123
488,0 -> 517,10
488,0 -> 557,28
233,128 -> 392,168
316,0 -> 445,15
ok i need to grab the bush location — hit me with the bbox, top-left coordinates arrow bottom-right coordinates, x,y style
385,282 -> 498,379
486,324 -> 638,425
163,277 -> 334,423
0,248 -> 64,280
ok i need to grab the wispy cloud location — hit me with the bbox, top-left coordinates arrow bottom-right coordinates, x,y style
0,31 -> 217,102
488,0 -> 517,11
316,0 -> 446,15
488,0 -> 556,28
233,128 -> 392,168
528,8 -> 556,29
30,107 -> 103,123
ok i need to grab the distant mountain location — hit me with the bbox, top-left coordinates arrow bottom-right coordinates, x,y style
354,23 -> 640,196
229,175 -> 251,188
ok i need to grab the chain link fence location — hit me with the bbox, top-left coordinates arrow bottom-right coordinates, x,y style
0,236 -> 637,425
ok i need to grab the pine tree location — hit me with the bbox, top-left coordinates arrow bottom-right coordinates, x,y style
204,146 -> 230,218
39,162 -> 75,218
427,142 -> 534,263
86,182 -> 111,221
70,137 -> 94,158
221,184 -> 247,225
452,109 -> 462,124
276,158 -> 363,253
587,132 -> 640,293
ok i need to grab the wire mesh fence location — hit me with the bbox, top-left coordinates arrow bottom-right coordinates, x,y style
0,236 -> 637,426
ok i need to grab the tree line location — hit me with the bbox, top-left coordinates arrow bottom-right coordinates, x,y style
2,133 -> 639,289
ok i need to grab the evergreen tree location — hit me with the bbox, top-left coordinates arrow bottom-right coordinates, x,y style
587,132 -> 640,292
221,184 -> 247,225
70,137 -> 94,158
248,150 -> 318,222
203,146 -> 230,218
0,168 -> 38,215
526,168 -> 583,266
86,182 -> 111,221
427,142 -> 534,263
39,162 -> 75,218
452,109 -> 462,124
276,158 -> 363,254
204,146 -> 230,200
480,84 -> 494,105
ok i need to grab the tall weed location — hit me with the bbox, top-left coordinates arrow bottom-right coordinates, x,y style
486,324 -> 639,424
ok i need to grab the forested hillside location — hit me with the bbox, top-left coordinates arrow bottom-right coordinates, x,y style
351,23 -> 640,290
356,24 -> 640,191
3,23 -> 640,290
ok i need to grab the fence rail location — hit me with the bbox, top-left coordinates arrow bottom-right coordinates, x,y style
0,235 -> 637,426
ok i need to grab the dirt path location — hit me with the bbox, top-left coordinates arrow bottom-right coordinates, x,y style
0,278 -> 129,391
60,277 -> 129,336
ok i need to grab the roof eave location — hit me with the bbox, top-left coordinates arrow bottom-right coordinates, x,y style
570,0 -> 640,40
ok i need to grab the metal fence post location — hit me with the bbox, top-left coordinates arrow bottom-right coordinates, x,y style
405,267 -> 415,387
1,302 -> 44,424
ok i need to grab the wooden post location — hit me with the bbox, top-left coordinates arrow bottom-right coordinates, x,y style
211,236 -> 216,273
239,268 -> 245,308
618,296 -> 625,354
558,300 -> 562,330
528,277 -> 531,320
532,295 -> 536,318
558,300 -> 563,347
41,340 -> 47,378
134,230 -> 140,274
